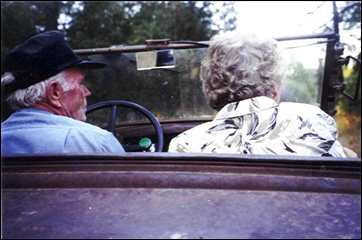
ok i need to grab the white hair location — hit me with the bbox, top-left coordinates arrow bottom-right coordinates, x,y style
1,71 -> 73,111
200,32 -> 283,110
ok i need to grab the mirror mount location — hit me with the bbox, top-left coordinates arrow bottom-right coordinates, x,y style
145,39 -> 171,47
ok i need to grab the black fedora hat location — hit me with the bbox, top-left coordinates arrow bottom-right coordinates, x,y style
3,30 -> 106,96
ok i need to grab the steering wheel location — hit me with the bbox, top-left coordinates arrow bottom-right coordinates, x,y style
86,100 -> 164,152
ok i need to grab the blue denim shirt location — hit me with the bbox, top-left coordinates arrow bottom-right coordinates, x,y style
1,108 -> 125,155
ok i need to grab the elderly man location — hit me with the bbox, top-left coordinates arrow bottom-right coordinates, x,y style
1,31 -> 125,155
169,32 -> 354,157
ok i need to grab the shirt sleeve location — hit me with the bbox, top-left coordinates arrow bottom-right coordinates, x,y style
168,133 -> 190,152
275,105 -> 347,157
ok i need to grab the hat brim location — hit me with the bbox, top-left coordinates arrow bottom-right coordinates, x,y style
76,60 -> 107,69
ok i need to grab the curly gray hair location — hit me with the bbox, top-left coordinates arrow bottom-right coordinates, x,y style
200,32 -> 283,110
1,71 -> 73,111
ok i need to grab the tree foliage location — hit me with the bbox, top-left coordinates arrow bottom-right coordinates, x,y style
339,53 -> 361,113
1,1 -> 233,51
340,1 -> 361,30
1,1 -> 236,121
338,1 -> 361,113
212,2 -> 237,32
336,1 -> 361,156
281,62 -> 318,105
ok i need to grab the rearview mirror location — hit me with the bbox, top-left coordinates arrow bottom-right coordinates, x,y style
136,50 -> 175,70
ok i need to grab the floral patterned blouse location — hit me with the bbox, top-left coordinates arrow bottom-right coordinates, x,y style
168,96 -> 348,157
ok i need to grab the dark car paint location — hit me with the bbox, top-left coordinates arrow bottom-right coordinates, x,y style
3,153 -> 361,238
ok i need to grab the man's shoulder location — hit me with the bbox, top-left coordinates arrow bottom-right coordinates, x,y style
64,117 -> 112,136
4,108 -> 113,136
2,109 -> 124,154
25,110 -> 112,135
63,118 -> 124,153
27,109 -> 108,134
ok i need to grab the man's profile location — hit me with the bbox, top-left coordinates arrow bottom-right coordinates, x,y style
1,31 -> 125,155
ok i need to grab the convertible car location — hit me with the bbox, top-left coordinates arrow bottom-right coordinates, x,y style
2,3 -> 361,238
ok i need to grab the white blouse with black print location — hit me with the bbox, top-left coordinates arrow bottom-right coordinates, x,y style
168,96 -> 348,157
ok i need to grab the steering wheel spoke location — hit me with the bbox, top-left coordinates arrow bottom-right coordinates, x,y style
107,105 -> 118,135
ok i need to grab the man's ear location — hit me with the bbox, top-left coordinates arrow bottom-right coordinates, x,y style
45,81 -> 64,108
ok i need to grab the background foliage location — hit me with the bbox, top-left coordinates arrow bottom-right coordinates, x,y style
1,1 -> 236,120
335,1 -> 361,156
1,1 -> 360,155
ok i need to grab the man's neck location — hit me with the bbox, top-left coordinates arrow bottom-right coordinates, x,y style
32,102 -> 69,118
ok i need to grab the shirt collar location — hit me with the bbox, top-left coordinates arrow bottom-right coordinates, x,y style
17,107 -> 53,115
214,96 -> 279,120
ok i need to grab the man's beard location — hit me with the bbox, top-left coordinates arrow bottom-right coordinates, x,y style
78,106 -> 87,121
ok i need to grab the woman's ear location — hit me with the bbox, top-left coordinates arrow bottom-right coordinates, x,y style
271,86 -> 281,102
45,81 -> 64,108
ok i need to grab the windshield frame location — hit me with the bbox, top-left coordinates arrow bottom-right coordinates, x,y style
75,31 -> 341,116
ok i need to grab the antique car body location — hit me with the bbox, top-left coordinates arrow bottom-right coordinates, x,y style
2,154 -> 361,238
2,2 -> 361,239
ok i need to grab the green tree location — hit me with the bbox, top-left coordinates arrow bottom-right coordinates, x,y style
281,62 -> 318,104
340,1 -> 361,30
1,1 -> 68,120
338,1 -> 361,113
339,53 -> 361,113
66,1 -> 135,48
213,1 -> 237,32
1,1 -> 69,68
1,2 -> 36,67
1,1 -> 236,58
334,1 -> 361,156
130,1 -> 215,43
1,1 -> 236,121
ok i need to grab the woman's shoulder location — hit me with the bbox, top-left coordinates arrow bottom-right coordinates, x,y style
277,101 -> 337,137
279,101 -> 321,112
279,102 -> 332,120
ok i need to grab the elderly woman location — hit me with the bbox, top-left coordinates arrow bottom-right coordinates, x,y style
169,32 -> 352,157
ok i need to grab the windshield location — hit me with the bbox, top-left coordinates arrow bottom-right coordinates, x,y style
86,39 -> 327,124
